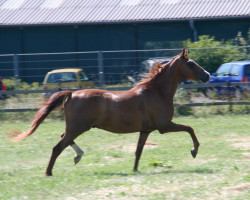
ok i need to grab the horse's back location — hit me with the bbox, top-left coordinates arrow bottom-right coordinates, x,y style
64,88 -> 152,133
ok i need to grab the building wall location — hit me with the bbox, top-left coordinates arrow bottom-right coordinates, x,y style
0,18 -> 249,82
195,18 -> 250,40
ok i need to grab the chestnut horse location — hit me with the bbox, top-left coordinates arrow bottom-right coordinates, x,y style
11,49 -> 210,176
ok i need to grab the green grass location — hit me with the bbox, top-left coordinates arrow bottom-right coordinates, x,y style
0,115 -> 250,200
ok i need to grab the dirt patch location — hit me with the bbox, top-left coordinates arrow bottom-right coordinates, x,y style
66,198 -> 77,200
93,186 -> 138,200
224,182 -> 250,192
228,136 -> 250,142
103,156 -> 122,162
192,158 -> 217,166
242,152 -> 250,159
228,137 -> 250,150
222,183 -> 250,197
93,184 -> 180,199
108,142 -> 159,153
145,142 -> 158,148
232,142 -> 250,150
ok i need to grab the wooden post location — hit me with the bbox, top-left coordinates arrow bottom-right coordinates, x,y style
227,81 -> 233,112
98,51 -> 104,88
13,54 -> 19,87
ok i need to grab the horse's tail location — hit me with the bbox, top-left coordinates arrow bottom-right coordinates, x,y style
10,90 -> 72,142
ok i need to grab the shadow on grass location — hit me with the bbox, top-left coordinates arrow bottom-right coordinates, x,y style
92,168 -> 215,177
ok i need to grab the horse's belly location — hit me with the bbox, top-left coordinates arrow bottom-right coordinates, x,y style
97,112 -> 153,133
100,126 -> 138,134
98,118 -> 140,133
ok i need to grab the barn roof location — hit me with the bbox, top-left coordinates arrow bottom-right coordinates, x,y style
0,0 -> 249,26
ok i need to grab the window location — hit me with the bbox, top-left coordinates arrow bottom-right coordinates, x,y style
244,64 -> 250,76
47,73 -> 62,83
79,72 -> 89,81
230,64 -> 240,76
47,72 -> 76,83
216,64 -> 232,76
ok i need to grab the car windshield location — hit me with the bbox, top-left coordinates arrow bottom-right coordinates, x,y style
79,71 -> 89,81
47,72 -> 77,83
216,64 -> 240,76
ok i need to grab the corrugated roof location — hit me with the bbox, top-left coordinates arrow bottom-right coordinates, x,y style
0,0 -> 249,26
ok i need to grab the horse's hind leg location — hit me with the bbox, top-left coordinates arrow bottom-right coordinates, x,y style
46,132 -> 81,176
61,133 -> 84,165
71,142 -> 84,165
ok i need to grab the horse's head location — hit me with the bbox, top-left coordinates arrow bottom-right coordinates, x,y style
177,48 -> 210,83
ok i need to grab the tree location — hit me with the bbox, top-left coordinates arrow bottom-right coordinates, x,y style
183,35 -> 248,73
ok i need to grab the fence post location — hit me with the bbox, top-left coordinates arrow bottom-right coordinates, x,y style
98,51 -> 104,87
13,54 -> 20,87
227,81 -> 233,112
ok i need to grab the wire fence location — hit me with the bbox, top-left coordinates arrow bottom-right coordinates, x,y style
1,46 -> 249,87
0,82 -> 250,113
1,46 -> 250,114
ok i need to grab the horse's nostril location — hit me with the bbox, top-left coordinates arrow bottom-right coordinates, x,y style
201,72 -> 210,83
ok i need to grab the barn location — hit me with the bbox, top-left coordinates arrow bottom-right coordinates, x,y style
0,0 -> 249,83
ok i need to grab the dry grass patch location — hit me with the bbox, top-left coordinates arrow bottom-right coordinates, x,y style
228,136 -> 250,151
108,141 -> 159,153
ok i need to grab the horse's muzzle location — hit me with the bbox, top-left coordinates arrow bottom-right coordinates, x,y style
200,71 -> 210,83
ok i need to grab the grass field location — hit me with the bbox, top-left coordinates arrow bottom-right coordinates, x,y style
0,115 -> 249,200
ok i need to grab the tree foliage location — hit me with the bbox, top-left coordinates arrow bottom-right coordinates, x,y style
184,34 -> 249,73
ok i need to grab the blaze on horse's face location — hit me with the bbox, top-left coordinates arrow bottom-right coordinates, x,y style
180,49 -> 210,83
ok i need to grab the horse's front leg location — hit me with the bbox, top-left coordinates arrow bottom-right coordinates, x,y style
134,131 -> 150,171
159,122 -> 200,158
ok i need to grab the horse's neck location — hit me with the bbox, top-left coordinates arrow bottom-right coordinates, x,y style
153,63 -> 182,100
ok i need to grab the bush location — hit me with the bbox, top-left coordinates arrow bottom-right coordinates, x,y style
184,35 -> 248,73
2,78 -> 16,90
2,78 -> 42,90
174,88 -> 193,116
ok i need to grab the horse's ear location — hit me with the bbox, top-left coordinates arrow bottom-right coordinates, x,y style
181,48 -> 185,58
181,48 -> 188,59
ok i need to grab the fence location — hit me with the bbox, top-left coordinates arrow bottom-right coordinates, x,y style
1,46 -> 250,87
0,49 -> 183,86
1,47 -> 250,113
0,82 -> 250,113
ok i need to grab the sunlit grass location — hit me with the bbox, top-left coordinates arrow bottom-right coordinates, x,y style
0,115 -> 249,199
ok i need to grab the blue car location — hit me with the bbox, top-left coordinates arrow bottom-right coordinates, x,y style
208,60 -> 250,96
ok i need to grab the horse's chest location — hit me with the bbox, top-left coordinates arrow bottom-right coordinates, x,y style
148,105 -> 174,129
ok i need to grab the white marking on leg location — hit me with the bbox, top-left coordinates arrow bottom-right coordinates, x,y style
70,143 -> 84,165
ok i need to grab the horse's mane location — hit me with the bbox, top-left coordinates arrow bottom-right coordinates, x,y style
137,55 -> 179,86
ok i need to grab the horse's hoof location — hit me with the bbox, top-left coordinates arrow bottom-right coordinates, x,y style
45,172 -> 53,176
191,149 -> 198,158
74,155 -> 83,165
